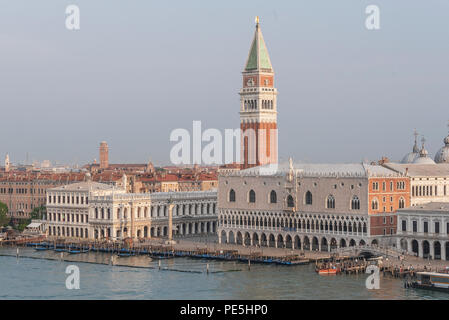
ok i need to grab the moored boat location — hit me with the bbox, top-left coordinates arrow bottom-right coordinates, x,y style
410,272 -> 449,292
318,267 -> 340,275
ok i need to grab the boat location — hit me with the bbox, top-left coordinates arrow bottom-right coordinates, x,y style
68,249 -> 89,254
410,272 -> 449,292
318,267 -> 340,275
34,247 -> 48,251
117,252 -> 135,257
54,248 -> 67,252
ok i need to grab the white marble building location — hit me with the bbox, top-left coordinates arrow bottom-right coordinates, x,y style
89,190 -> 217,240
383,163 -> 449,206
396,202 -> 449,260
46,177 -> 123,239
46,177 -> 217,240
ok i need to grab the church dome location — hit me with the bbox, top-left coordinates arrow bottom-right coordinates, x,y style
401,130 -> 420,164
413,136 -> 436,164
413,156 -> 436,164
435,134 -> 449,164
401,152 -> 419,164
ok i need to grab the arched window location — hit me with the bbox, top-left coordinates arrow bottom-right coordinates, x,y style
351,196 -> 360,210
399,197 -> 405,209
372,198 -> 379,210
305,191 -> 313,205
270,190 -> 277,203
326,195 -> 335,209
249,190 -> 256,203
229,189 -> 236,202
287,195 -> 294,208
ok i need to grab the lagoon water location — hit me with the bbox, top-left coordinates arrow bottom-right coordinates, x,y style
0,247 -> 447,300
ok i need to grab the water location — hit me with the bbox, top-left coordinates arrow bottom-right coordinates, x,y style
0,247 -> 447,300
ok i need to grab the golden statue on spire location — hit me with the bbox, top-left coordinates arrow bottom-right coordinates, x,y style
255,16 -> 259,25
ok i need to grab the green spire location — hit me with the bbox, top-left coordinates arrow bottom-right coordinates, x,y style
244,18 -> 273,71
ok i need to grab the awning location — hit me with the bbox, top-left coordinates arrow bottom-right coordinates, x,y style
27,222 -> 42,228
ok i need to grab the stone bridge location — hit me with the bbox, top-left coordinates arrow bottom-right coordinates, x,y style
331,245 -> 403,258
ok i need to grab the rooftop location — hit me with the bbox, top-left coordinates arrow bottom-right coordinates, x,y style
220,162 -> 403,178
51,181 -> 117,192
383,163 -> 449,177
399,202 -> 449,213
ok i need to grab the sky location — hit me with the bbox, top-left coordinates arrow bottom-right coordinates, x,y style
0,0 -> 448,166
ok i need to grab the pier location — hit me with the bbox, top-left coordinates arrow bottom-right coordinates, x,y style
9,237 -> 312,266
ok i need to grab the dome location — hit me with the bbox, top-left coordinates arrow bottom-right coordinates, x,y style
413,156 -> 436,164
413,136 -> 436,164
401,130 -> 420,163
435,134 -> 449,163
401,152 -> 419,164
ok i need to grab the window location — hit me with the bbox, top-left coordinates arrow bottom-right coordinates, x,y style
305,191 -> 313,205
424,221 -> 428,233
435,222 -> 440,234
402,220 -> 406,232
287,195 -> 294,207
371,198 -> 378,210
413,221 -> 417,232
249,190 -> 256,203
351,196 -> 360,210
372,182 -> 379,191
229,189 -> 236,202
270,190 -> 277,204
398,198 -> 405,209
326,195 -> 335,209
383,217 -> 386,224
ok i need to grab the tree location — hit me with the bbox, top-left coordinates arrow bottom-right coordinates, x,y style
16,206 -> 46,232
30,206 -> 46,220
0,202 -> 10,227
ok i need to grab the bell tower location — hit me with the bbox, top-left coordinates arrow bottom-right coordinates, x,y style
240,17 -> 278,169
4,154 -> 10,173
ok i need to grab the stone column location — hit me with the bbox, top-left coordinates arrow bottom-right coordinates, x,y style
418,240 -> 423,258
407,238 -> 412,255
442,242 -> 447,261
430,240 -> 435,260
168,203 -> 174,242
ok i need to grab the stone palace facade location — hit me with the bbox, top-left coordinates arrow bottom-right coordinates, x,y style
46,178 -> 217,240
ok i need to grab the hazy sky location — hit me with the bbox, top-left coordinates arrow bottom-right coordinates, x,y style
1,0 -> 448,166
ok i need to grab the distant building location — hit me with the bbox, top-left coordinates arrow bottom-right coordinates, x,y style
46,177 -> 123,239
396,202 -> 449,260
89,190 -> 217,240
218,162 -> 410,250
99,141 -> 109,169
45,178 -> 217,240
4,154 -> 10,173
382,163 -> 449,206
240,17 -> 277,169
0,171 -> 128,220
